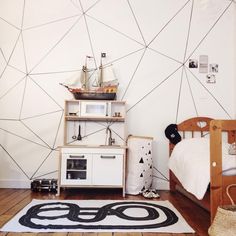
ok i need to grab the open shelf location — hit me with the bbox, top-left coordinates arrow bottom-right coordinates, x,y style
64,99 -> 126,145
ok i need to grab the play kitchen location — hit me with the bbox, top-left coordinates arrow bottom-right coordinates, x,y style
57,99 -> 127,196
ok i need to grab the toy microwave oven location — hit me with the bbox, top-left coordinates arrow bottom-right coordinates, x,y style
80,101 -> 111,117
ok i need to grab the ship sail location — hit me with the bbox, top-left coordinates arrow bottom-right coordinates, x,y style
61,72 -> 80,88
100,64 -> 118,87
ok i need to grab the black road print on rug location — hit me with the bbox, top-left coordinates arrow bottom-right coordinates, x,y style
19,201 -> 179,230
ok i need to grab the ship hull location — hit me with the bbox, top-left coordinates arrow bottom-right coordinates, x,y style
72,91 -> 116,100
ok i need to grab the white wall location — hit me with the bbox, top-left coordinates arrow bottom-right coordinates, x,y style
0,0 -> 235,189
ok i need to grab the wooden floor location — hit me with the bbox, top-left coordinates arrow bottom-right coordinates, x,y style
0,188 -> 210,236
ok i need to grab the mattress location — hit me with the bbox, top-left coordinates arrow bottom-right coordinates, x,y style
168,138 -> 236,200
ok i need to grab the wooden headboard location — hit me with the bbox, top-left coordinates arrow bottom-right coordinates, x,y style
169,117 -> 236,154
177,117 -> 213,135
169,117 -> 213,155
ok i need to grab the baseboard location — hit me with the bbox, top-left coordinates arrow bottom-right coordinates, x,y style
0,179 -> 31,189
152,178 -> 169,190
0,178 -> 169,190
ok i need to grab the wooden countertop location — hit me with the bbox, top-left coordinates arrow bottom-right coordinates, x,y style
59,145 -> 128,149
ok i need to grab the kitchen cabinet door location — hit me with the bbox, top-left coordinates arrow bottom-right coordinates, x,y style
92,154 -> 123,186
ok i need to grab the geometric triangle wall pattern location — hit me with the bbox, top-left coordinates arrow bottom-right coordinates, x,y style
0,0 -> 235,188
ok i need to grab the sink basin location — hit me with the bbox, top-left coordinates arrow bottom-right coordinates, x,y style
99,145 -> 121,147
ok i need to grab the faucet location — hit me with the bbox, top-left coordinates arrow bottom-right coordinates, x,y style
106,127 -> 115,145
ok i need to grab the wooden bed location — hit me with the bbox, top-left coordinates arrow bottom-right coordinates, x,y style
169,117 -> 236,222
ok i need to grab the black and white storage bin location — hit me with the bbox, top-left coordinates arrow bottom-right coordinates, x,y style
125,135 -> 153,195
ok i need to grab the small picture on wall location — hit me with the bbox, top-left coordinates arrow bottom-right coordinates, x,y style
199,55 -> 208,73
189,59 -> 198,68
209,64 -> 219,73
206,74 -> 216,84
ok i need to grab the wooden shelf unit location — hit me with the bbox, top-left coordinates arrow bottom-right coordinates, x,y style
63,99 -> 126,145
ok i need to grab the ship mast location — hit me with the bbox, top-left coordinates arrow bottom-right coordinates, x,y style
98,55 -> 104,87
80,56 -> 91,90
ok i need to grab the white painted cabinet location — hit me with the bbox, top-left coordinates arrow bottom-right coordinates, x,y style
58,147 -> 126,196
92,153 -> 123,185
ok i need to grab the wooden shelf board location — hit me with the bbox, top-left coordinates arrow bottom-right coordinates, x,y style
65,116 -> 125,122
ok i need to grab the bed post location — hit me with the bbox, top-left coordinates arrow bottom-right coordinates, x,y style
169,143 -> 176,191
210,120 -> 223,222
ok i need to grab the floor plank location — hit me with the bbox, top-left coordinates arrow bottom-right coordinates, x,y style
0,189 -> 30,215
0,215 -> 12,228
0,233 -> 7,236
114,234 -> 142,236
0,188 -> 210,236
97,233 -> 112,236
67,233 -> 82,236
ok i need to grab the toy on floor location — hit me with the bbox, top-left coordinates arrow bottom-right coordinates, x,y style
141,189 -> 160,199
31,179 -> 57,192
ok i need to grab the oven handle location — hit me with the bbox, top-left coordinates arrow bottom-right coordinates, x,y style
100,155 -> 116,159
69,155 -> 85,158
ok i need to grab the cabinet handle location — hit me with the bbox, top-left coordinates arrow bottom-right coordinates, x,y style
69,155 -> 85,158
100,155 -> 116,159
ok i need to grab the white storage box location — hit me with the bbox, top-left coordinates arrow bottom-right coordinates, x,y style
126,135 -> 153,195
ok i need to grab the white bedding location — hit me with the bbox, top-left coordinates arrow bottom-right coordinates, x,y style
168,138 -> 236,200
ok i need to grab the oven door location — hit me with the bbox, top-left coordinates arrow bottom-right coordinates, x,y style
60,153 -> 92,185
